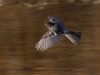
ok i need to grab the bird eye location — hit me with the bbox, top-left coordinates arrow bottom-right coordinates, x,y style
48,22 -> 55,26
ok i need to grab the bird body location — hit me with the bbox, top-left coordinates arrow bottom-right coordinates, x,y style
35,15 -> 82,51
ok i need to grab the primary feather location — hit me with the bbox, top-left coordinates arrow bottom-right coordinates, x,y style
35,31 -> 63,51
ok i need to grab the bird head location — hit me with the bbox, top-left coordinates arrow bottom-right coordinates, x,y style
44,21 -> 55,27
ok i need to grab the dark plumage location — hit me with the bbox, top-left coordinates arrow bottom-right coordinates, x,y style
35,15 -> 82,51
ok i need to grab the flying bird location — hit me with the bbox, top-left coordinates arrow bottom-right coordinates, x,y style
35,15 -> 82,51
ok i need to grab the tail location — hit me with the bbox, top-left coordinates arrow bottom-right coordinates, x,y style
65,30 -> 82,44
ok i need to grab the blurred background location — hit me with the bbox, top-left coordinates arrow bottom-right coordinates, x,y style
0,0 -> 100,75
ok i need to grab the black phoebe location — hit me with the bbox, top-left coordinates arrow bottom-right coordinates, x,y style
35,15 -> 82,51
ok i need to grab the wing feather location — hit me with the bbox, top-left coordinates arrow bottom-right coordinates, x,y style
35,31 -> 63,51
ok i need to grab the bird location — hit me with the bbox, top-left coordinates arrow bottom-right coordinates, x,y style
35,15 -> 82,51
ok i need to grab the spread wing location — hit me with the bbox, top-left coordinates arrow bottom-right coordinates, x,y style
35,31 -> 63,51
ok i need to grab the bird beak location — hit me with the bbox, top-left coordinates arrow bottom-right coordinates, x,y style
44,22 -> 48,26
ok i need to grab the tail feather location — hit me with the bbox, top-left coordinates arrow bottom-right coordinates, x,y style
65,31 -> 82,44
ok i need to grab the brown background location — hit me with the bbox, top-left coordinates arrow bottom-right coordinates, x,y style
0,0 -> 100,75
